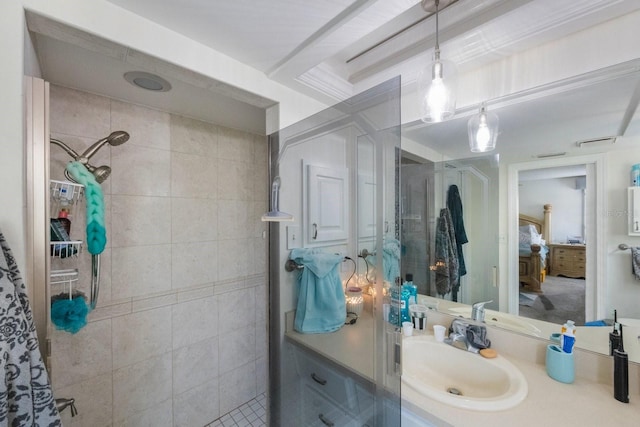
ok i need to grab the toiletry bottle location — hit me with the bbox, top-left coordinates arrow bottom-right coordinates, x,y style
57,208 -> 72,235
400,285 -> 411,323
388,277 -> 401,326
613,324 -> 629,403
609,310 -> 621,356
561,329 -> 575,353
403,273 -> 417,305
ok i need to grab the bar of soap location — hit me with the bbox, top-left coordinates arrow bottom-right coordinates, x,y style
480,348 -> 497,358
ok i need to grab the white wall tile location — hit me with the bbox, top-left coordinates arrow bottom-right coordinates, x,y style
117,399 -> 173,427
173,378 -> 220,427
217,238 -> 249,281
218,362 -> 257,415
55,373 -> 112,427
172,296 -> 219,349
171,151 -> 218,198
170,114 -> 218,157
112,307 -> 172,369
171,241 -> 218,289
113,353 -> 173,422
110,100 -> 171,151
256,357 -> 268,395
111,144 -> 171,197
219,328 -> 256,375
218,158 -> 251,201
111,195 -> 171,246
218,200 -> 250,240
173,336 -> 219,395
50,85 -> 110,139
218,127 -> 253,162
50,319 -> 112,389
111,244 -> 172,299
171,198 -> 217,243
219,287 -> 256,333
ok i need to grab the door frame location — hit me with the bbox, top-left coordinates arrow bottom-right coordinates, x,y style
506,153 -> 607,321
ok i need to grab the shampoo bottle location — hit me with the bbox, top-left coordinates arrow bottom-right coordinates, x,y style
388,277 -> 402,326
613,324 -> 629,403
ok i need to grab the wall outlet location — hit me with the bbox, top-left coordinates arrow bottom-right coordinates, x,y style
287,226 -> 301,249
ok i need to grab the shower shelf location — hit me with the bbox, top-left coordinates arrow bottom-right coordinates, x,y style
50,180 -> 84,204
50,269 -> 79,289
50,241 -> 83,259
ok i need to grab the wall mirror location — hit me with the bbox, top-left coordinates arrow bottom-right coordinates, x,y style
399,60 -> 640,363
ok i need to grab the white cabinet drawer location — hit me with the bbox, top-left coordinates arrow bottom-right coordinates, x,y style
302,384 -> 359,427
293,347 -> 358,411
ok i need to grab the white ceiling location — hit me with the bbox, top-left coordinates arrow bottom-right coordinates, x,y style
26,0 -> 640,159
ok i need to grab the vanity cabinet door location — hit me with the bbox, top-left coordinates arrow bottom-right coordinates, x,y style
302,384 -> 359,427
307,165 -> 349,244
293,347 -> 358,412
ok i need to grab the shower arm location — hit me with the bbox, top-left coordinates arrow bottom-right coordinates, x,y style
50,138 -> 80,160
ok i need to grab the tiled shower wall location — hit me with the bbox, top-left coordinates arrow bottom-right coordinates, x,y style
48,85 -> 268,426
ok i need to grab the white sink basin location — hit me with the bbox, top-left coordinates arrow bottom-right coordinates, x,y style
447,306 -> 542,337
402,335 -> 528,411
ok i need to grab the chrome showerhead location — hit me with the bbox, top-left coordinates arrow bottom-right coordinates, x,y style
80,131 -> 130,161
63,164 -> 111,184
51,131 -> 128,184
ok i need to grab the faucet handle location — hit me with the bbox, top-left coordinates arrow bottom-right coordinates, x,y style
471,300 -> 493,321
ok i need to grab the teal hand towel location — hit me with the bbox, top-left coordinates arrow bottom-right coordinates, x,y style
290,248 -> 346,333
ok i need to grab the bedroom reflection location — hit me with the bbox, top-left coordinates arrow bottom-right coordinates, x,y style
517,165 -> 588,326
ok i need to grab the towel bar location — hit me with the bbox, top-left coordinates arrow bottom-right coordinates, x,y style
285,259 -> 304,272
619,243 -> 631,250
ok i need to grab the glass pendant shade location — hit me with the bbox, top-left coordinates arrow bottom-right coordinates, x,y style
468,105 -> 499,153
418,57 -> 458,123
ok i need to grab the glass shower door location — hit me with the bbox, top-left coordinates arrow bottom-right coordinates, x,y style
268,77 -> 401,426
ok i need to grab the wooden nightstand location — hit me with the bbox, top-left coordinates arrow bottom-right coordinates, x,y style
548,244 -> 586,278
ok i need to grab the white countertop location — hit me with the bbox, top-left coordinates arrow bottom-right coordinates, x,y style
285,307 -> 640,426
402,330 -> 640,427
284,309 -> 375,382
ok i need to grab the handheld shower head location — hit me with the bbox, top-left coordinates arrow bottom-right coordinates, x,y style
63,164 -> 111,184
80,131 -> 130,160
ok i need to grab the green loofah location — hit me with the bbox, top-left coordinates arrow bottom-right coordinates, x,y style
51,296 -> 89,334
65,161 -> 107,254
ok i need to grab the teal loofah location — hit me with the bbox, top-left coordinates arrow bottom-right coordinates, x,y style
51,296 -> 89,334
65,161 -> 107,254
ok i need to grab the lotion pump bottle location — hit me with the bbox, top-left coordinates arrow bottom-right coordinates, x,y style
613,324 -> 629,403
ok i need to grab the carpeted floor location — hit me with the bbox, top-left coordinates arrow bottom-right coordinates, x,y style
519,275 -> 585,325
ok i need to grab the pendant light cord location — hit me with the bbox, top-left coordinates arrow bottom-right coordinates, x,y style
434,0 -> 440,59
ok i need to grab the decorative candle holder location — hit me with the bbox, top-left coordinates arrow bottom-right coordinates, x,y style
345,286 -> 364,316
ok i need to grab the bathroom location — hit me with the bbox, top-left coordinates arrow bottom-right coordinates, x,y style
2,1 -> 640,426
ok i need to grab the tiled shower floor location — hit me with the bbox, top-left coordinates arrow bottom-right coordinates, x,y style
207,393 -> 267,427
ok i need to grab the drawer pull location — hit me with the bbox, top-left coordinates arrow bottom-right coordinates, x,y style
311,373 -> 327,385
318,413 -> 335,426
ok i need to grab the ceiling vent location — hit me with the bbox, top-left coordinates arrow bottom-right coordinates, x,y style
535,152 -> 566,159
575,136 -> 617,148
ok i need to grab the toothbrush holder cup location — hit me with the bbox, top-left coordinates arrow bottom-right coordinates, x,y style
546,344 -> 575,384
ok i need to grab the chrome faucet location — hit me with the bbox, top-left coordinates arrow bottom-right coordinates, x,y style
444,319 -> 482,354
471,300 -> 493,322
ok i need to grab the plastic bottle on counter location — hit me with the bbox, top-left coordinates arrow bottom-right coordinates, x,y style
403,273 -> 417,305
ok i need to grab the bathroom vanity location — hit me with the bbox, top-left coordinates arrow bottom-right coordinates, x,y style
286,306 -> 640,426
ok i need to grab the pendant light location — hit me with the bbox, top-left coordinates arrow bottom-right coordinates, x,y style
418,0 -> 457,123
468,103 -> 499,152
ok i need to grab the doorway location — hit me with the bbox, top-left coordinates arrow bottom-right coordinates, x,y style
507,154 -> 606,322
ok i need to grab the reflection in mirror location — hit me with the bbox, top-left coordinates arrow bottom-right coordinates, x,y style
401,63 -> 640,363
